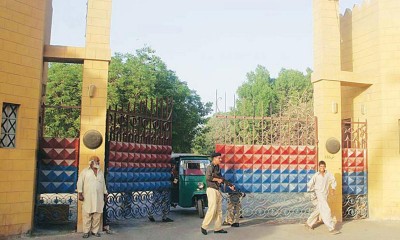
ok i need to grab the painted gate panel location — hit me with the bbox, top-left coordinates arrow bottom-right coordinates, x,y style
217,144 -> 317,193
35,137 -> 79,224
107,141 -> 172,192
105,98 -> 173,222
342,149 -> 368,219
342,121 -> 368,220
216,144 -> 317,221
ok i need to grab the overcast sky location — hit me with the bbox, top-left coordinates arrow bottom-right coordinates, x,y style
50,0 -> 363,111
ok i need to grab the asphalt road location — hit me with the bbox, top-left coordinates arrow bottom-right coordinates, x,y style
10,207 -> 400,240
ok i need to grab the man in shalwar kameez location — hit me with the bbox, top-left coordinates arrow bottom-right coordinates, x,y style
77,156 -> 108,238
305,161 -> 340,235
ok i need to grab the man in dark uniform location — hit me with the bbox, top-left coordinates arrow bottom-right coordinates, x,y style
200,152 -> 234,235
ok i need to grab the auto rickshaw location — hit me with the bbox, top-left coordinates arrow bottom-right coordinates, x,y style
170,153 -> 210,218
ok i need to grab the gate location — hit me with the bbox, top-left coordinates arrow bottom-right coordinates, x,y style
213,112 -> 318,223
342,120 -> 368,220
105,98 -> 173,222
34,105 -> 81,228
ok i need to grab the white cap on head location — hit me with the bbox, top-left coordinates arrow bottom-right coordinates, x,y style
89,156 -> 100,164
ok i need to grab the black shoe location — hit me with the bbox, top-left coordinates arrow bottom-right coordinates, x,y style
201,227 -> 207,235
214,229 -> 228,233
162,217 -> 174,222
91,232 -> 101,237
222,221 -> 231,226
82,233 -> 89,238
148,216 -> 155,222
231,223 -> 239,227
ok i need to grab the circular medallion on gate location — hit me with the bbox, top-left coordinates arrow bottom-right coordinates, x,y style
83,130 -> 103,149
326,137 -> 341,154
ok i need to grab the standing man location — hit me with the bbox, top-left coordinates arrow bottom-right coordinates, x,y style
305,160 -> 340,235
223,190 -> 245,227
77,156 -> 108,238
201,152 -> 234,235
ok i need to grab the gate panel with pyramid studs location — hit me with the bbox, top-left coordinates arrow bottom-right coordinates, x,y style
216,144 -> 317,222
342,121 -> 368,220
212,111 -> 318,223
217,144 -> 317,193
35,137 -> 79,225
104,98 -> 173,223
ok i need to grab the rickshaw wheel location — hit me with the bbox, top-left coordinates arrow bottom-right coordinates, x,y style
197,199 -> 205,218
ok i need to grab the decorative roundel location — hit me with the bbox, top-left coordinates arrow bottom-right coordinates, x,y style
326,137 -> 341,154
83,130 -> 103,149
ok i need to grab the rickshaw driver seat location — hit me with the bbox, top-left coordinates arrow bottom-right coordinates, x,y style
185,168 -> 204,175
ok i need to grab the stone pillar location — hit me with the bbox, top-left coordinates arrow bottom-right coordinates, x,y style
312,0 -> 342,222
313,80 -> 343,222
77,0 -> 112,233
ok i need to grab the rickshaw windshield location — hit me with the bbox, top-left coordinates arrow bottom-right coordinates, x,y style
180,160 -> 210,176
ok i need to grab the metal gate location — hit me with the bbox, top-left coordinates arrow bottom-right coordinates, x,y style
342,120 -> 368,220
105,98 -> 173,222
213,112 -> 318,223
34,105 -> 81,228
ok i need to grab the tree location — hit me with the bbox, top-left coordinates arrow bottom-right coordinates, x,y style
235,65 -> 277,117
234,66 -> 313,117
44,63 -> 83,137
273,68 -> 313,112
107,47 -> 212,152
191,116 -> 217,155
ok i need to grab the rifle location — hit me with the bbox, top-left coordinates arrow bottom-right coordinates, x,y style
212,172 -> 234,187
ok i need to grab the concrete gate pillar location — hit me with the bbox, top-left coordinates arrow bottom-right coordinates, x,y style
312,0 -> 343,222
77,0 -> 112,232
313,80 -> 343,222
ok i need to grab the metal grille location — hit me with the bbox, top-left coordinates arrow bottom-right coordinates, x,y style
342,194 -> 368,219
106,98 -> 173,145
0,103 -> 19,148
105,190 -> 170,221
222,192 -> 314,222
342,121 -> 368,220
214,115 -> 317,146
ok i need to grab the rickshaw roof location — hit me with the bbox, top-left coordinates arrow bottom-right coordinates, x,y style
171,153 -> 210,159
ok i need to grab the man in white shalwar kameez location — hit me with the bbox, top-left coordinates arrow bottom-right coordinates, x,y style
77,156 -> 108,238
306,161 -> 340,235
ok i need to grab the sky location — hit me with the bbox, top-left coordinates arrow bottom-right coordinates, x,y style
50,0 -> 363,111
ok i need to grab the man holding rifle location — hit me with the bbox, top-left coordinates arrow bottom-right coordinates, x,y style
201,152 -> 235,235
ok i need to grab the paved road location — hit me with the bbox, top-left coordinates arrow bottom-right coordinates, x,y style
13,208 -> 400,240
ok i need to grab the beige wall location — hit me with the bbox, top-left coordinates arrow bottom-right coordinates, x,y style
1,0 -> 112,236
314,0 -> 400,220
0,0 -> 52,236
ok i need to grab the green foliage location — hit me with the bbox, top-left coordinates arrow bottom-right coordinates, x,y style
191,116 -> 216,155
191,66 -> 314,151
44,63 -> 82,137
234,66 -> 313,116
45,48 -> 211,152
108,47 -> 212,152
235,65 -> 277,116
274,68 -> 313,109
